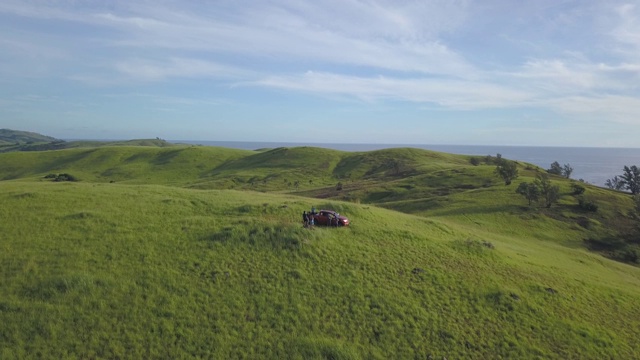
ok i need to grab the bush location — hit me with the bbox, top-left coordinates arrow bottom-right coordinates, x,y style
46,173 -> 78,182
470,157 -> 481,166
578,198 -> 598,212
55,173 -> 77,182
571,183 -> 586,195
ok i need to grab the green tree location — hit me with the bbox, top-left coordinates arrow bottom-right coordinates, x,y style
548,161 -> 562,175
516,182 -> 540,206
535,173 -> 560,208
605,176 -> 625,190
562,164 -> 574,179
495,158 -> 518,185
621,165 -> 640,195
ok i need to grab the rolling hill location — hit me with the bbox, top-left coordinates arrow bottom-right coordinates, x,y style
0,129 -> 59,146
0,140 -> 639,358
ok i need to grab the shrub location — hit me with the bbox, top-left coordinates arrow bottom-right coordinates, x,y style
44,173 -> 57,179
571,183 -> 586,195
578,197 -> 598,212
54,173 -> 78,182
469,157 -> 481,166
336,182 -> 343,191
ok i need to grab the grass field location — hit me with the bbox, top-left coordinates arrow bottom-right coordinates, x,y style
1,144 -> 640,359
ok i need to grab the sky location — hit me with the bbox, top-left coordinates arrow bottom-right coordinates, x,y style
1,0 -> 640,147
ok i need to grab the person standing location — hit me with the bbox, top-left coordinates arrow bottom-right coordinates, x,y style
302,211 -> 308,227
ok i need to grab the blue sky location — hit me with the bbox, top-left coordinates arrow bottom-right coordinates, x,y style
1,0 -> 639,147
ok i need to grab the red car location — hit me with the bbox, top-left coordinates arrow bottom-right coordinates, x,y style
311,210 -> 349,226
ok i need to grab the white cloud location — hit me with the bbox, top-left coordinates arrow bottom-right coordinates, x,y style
548,95 -> 640,125
114,58 -> 249,81
253,71 -> 532,109
2,0 -> 640,145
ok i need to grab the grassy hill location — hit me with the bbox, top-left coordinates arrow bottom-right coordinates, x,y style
1,181 -> 639,359
1,143 -> 640,358
0,129 -> 176,153
0,129 -> 59,145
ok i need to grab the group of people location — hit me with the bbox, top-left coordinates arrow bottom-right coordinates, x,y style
302,208 -> 316,227
302,207 -> 341,227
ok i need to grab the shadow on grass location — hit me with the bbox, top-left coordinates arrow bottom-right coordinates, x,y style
204,222 -> 321,250
427,204 -> 522,217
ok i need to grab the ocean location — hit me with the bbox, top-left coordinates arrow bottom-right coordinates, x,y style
172,140 -> 640,187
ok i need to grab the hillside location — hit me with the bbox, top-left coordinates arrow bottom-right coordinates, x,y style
0,129 -> 59,146
0,145 -> 637,264
1,181 -> 639,359
1,143 -> 639,358
0,129 -> 176,152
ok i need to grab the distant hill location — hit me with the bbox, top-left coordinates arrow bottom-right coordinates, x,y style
0,129 -> 60,145
0,129 -> 175,152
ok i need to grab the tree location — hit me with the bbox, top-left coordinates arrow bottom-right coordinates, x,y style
562,164 -> 574,179
495,158 -> 518,185
547,161 -> 562,175
621,165 -> 640,195
605,176 -> 625,190
516,182 -> 540,206
535,173 -> 560,208
547,161 -> 573,179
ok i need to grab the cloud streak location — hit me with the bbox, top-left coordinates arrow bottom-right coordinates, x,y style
1,0 -> 640,145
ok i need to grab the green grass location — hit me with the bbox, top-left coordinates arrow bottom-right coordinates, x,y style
1,145 -> 640,358
1,180 -> 640,359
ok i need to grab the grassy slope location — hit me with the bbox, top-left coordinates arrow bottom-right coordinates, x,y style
1,146 -> 640,358
0,145 -> 254,185
1,181 -> 639,359
0,129 -> 59,145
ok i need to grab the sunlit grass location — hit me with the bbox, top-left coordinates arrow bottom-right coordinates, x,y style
1,180 -> 639,358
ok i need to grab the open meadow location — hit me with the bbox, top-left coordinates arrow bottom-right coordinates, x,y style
1,143 -> 640,359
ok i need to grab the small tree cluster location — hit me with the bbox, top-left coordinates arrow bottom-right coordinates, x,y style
515,173 -> 559,208
494,154 -> 518,185
547,161 -> 573,179
605,165 -> 640,194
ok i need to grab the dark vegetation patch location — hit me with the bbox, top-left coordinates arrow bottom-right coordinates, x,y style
207,222 -> 320,250
577,198 -> 599,212
485,290 -> 517,312
21,274 -> 104,302
12,192 -> 36,199
585,234 -> 640,265
64,211 -> 95,220
44,173 -> 78,182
